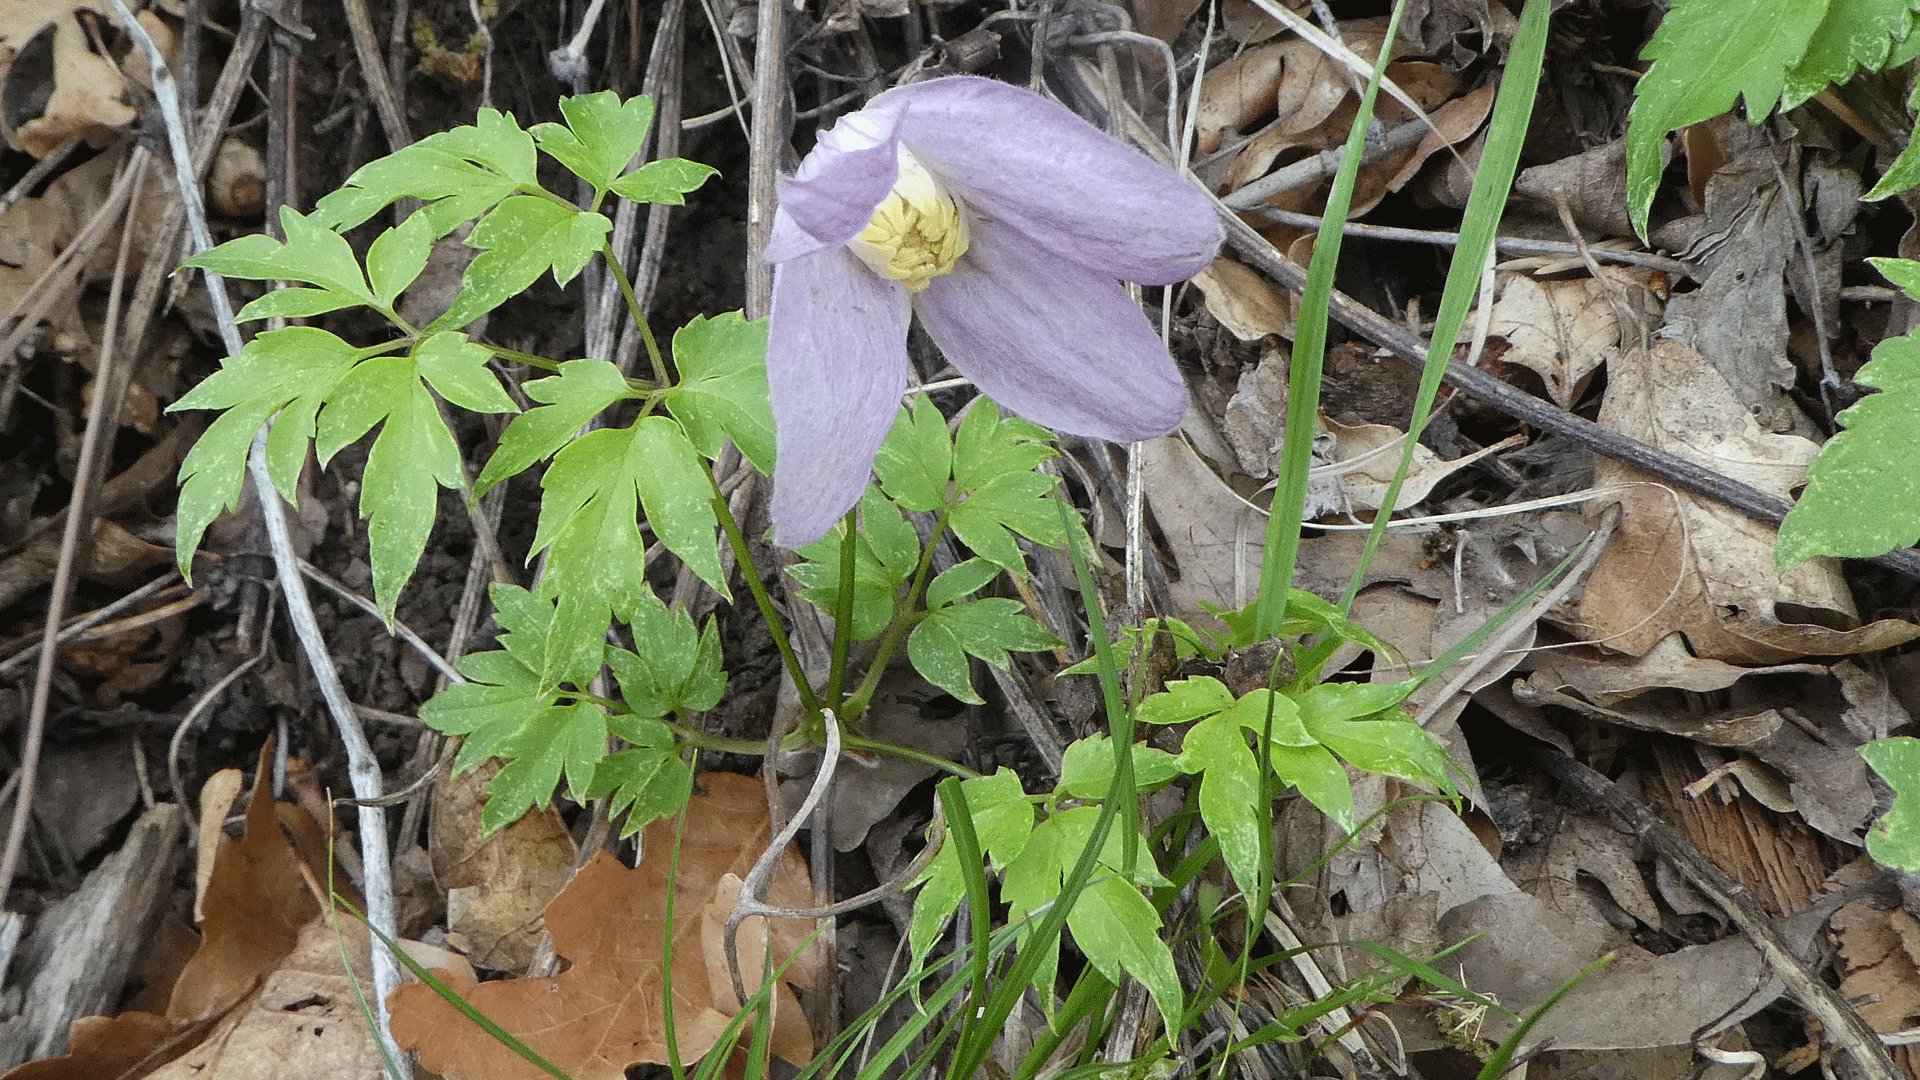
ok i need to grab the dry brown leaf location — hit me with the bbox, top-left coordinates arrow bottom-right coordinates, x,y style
0,1 -> 137,156
143,920 -> 383,1080
1319,415 -> 1509,512
1579,339 -> 1920,662
1529,633 -> 1825,706
390,772 -> 821,1080
0,1012 -> 179,1080
1192,256 -> 1294,341
1832,902 -> 1920,1034
167,745 -> 332,1023
429,759 -> 578,972
1484,271 -> 1622,408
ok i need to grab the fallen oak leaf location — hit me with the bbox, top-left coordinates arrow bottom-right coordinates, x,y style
389,772 -> 820,1080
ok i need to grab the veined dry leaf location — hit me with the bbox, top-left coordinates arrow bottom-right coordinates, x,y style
0,1 -> 137,156
0,1012 -> 178,1080
1484,271 -> 1623,408
389,772 -> 821,1080
1319,414 -> 1510,512
167,745 -> 333,1023
1579,340 -> 1920,662
1528,633 -> 1824,708
1193,257 -> 1294,341
429,758 -> 578,972
1832,902 -> 1920,1034
142,920 -> 383,1080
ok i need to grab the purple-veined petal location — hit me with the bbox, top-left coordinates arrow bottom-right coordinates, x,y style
884,77 -> 1222,285
768,246 -> 913,546
915,217 -> 1187,442
765,101 -> 909,262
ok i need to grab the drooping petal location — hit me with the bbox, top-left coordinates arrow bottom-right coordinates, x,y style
764,101 -> 909,262
768,246 -> 913,546
885,77 -> 1222,285
915,217 -> 1187,442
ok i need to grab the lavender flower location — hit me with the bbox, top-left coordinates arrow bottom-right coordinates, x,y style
764,76 -> 1223,546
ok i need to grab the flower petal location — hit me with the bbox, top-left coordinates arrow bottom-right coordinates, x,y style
768,246 -> 913,546
765,102 -> 908,262
886,77 -> 1222,285
915,218 -> 1187,442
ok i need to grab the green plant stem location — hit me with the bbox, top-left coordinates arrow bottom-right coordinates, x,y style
826,506 -> 858,707
600,237 -> 666,385
836,507 -> 953,720
478,342 -> 568,374
653,717 -> 977,778
708,473 -> 825,721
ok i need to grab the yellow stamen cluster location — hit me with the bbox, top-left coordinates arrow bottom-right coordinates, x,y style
845,146 -> 968,293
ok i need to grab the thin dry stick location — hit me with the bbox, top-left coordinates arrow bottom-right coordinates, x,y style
107,2 -> 407,1063
744,0 -> 788,319
725,710 -> 842,1006
0,147 -> 151,905
0,572 -> 181,676
343,0 -> 414,151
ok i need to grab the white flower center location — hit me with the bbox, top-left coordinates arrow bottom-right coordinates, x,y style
845,146 -> 969,293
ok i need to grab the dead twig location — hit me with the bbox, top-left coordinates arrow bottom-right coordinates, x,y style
0,146 -> 152,908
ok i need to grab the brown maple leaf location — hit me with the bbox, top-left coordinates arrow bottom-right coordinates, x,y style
389,772 -> 822,1080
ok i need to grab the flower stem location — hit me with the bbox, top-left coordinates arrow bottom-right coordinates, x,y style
708,468 -> 824,721
825,506 -> 859,708
838,506 -> 952,720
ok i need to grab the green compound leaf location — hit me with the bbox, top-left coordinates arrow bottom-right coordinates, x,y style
925,557 -> 1001,610
946,401 -> 1064,575
1294,679 -> 1455,795
1070,874 -> 1184,1035
413,331 -> 517,414
605,589 -> 726,718
167,327 -> 360,576
608,157 -> 719,205
1056,735 -> 1182,799
474,358 -> 635,498
1176,712 -> 1266,901
585,717 -> 692,839
531,427 -> 653,686
1001,807 -> 1171,1020
531,91 -> 656,194
1624,0 -> 1829,237
310,107 -> 533,235
314,336 -> 513,623
188,206 -> 376,315
531,415 -> 724,686
873,396 -> 953,514
366,211 -> 436,310
1136,676 -> 1236,726
907,768 -> 1034,970
1778,264 -> 1920,569
660,311 -> 774,472
1861,737 -> 1920,872
432,196 -> 613,331
953,400 -> 1055,487
482,701 -> 608,834
421,584 -> 614,836
790,488 -> 916,641
1783,0 -> 1920,112
906,597 -> 1063,705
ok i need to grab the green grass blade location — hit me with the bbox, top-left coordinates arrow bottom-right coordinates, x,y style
1337,0 -> 1553,612
1252,0 -> 1412,638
